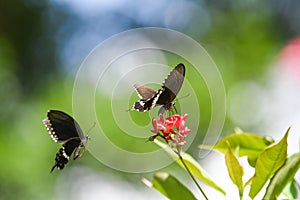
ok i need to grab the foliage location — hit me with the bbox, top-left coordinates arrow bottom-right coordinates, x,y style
155,140 -> 225,195
146,172 -> 197,200
249,128 -> 289,198
144,127 -> 300,199
225,141 -> 244,198
263,152 -> 300,199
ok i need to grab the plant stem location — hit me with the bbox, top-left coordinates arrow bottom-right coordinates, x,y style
177,152 -> 208,200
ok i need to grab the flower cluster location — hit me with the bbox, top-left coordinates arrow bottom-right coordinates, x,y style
150,114 -> 190,147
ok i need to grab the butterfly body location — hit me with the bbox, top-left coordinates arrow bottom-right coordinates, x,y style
43,110 -> 89,172
131,63 -> 185,114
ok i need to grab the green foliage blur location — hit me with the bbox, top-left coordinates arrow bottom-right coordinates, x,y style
0,0 -> 298,199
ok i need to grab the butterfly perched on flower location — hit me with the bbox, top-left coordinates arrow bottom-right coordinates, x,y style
130,63 -> 185,115
43,110 -> 89,172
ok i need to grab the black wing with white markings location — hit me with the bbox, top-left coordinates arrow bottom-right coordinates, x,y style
43,110 -> 88,172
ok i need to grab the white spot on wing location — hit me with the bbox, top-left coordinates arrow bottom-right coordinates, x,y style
42,117 -> 59,143
62,147 -> 70,160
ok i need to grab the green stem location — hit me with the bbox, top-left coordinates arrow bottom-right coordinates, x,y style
177,152 -> 208,200
239,191 -> 243,200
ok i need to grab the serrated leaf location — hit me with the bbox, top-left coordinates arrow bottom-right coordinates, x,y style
249,128 -> 290,198
150,172 -> 197,200
155,139 -> 226,195
225,141 -> 244,197
199,133 -> 272,167
263,152 -> 300,199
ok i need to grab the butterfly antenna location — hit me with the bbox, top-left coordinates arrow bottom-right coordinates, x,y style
176,93 -> 190,101
86,122 -> 96,136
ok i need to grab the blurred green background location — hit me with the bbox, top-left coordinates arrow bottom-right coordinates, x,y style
1,0 -> 299,199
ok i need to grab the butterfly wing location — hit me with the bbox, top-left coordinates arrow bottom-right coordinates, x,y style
50,138 -> 82,172
157,63 -> 185,105
130,84 -> 158,112
133,84 -> 157,100
43,110 -> 84,142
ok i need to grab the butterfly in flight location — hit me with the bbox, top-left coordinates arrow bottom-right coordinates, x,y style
130,63 -> 185,115
43,110 -> 89,172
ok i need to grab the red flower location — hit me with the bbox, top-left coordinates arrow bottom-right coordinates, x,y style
150,114 -> 190,146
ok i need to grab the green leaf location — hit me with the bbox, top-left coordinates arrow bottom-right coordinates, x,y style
225,141 -> 244,197
155,140 -> 226,195
249,127 -> 290,198
283,180 -> 298,200
199,132 -> 272,167
263,152 -> 300,199
149,172 -> 197,200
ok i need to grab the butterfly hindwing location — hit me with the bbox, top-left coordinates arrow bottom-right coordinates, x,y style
51,147 -> 68,172
50,138 -> 82,172
133,84 -> 157,100
131,89 -> 163,112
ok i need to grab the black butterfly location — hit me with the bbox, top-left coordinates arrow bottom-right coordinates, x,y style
42,110 -> 89,172
130,63 -> 185,115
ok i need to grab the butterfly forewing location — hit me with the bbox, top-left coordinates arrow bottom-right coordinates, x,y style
44,110 -> 84,142
161,63 -> 185,102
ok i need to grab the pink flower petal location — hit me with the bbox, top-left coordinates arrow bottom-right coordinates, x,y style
150,113 -> 190,147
